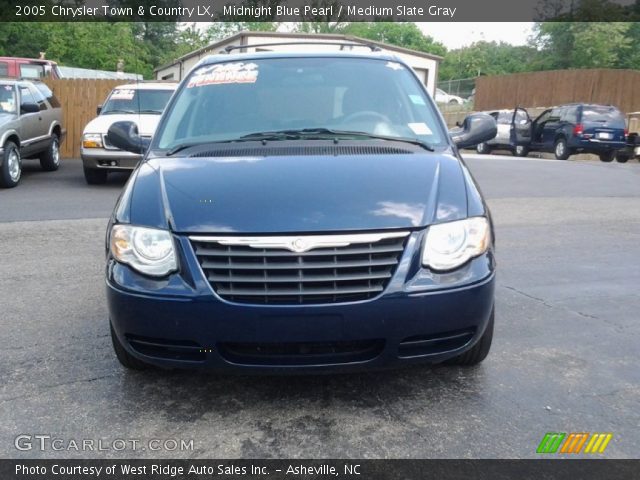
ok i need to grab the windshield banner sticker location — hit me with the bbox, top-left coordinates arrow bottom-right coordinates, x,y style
187,62 -> 259,88
110,89 -> 135,100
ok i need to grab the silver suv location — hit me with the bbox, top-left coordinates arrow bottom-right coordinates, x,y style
0,79 -> 65,188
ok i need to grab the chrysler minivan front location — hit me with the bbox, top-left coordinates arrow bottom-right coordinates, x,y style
105,52 -> 497,373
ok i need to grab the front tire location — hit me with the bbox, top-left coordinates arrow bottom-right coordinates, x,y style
554,138 -> 570,160
83,165 -> 108,185
445,308 -> 494,366
599,151 -> 615,162
0,141 -> 21,188
110,323 -> 148,370
39,134 -> 61,171
476,142 -> 491,154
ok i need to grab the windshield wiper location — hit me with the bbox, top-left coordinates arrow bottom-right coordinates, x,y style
137,109 -> 163,114
165,128 -> 436,156
239,128 -> 435,151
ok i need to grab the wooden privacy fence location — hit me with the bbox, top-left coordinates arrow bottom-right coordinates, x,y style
475,69 -> 640,114
43,79 -> 124,159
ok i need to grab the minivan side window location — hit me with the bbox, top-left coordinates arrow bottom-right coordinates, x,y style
0,62 -> 8,77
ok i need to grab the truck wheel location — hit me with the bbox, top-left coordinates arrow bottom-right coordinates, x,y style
83,165 -> 108,185
445,307 -> 494,366
599,151 -> 615,162
476,142 -> 491,154
554,138 -> 570,160
0,141 -> 21,188
110,323 -> 148,370
39,134 -> 60,171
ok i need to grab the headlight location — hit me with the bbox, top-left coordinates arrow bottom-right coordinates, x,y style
422,217 -> 491,271
82,133 -> 103,148
110,225 -> 177,277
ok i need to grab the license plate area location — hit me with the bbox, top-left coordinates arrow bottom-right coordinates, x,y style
596,132 -> 613,140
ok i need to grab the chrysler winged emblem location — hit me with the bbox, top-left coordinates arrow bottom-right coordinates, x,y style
290,238 -> 309,253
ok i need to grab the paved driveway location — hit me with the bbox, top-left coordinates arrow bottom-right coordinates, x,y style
1,156 -> 638,458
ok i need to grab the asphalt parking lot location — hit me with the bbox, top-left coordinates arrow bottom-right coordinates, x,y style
1,155 -> 639,459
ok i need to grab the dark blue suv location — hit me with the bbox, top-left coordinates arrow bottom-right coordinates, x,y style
103,50 -> 497,373
511,104 -> 627,161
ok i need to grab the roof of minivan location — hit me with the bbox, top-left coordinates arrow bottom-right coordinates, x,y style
195,50 -> 406,70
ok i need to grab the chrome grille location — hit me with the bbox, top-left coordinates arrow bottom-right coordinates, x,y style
190,232 -> 409,305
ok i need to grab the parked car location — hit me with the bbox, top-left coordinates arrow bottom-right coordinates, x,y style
435,88 -> 464,105
511,104 -> 627,161
475,109 -> 529,156
0,57 -> 62,80
615,132 -> 640,163
81,82 -> 177,184
104,50 -> 497,373
0,79 -> 65,188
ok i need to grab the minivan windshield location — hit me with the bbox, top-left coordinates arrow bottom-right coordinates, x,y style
101,88 -> 174,115
582,106 -> 625,127
155,57 -> 446,150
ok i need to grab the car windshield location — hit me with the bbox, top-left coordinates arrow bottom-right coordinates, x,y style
582,106 -> 625,127
155,57 -> 446,150
101,88 -> 173,115
0,84 -> 17,114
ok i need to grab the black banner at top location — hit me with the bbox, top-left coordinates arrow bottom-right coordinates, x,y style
4,0 -> 640,22
1,459 -> 639,480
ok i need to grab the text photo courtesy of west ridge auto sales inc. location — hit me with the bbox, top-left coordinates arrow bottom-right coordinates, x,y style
0,1 -> 639,479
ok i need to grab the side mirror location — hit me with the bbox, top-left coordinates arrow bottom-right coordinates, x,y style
96,105 -> 102,115
449,113 -> 497,149
20,103 -> 40,114
107,121 -> 150,155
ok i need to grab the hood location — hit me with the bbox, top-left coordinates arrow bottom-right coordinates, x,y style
82,113 -> 162,136
127,151 -> 469,234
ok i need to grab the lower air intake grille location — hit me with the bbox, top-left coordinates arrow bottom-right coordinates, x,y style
190,232 -> 409,305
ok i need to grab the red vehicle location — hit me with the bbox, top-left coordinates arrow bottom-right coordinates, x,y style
0,57 -> 62,80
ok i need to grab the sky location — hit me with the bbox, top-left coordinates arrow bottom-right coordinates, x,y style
416,22 -> 535,49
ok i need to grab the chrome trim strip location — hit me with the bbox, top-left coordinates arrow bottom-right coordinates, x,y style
21,134 -> 50,146
189,231 -> 410,253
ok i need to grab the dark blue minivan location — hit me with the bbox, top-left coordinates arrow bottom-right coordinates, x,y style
511,103 -> 627,161
104,49 -> 497,373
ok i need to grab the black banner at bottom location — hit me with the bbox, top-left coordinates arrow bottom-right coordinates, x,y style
1,459 -> 638,480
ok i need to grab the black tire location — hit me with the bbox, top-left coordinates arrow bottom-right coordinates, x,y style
476,142 -> 491,154
0,141 -> 21,188
513,145 -> 529,157
445,308 -> 494,366
554,137 -> 570,160
39,134 -> 61,171
599,151 -> 615,163
83,165 -> 108,185
615,152 -> 629,163
110,323 -> 148,370
448,99 -> 458,105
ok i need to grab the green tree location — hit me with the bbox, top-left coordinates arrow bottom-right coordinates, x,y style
532,22 -> 631,69
439,41 -> 538,80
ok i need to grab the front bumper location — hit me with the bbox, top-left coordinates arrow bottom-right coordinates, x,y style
81,148 -> 141,171
107,232 -> 496,373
